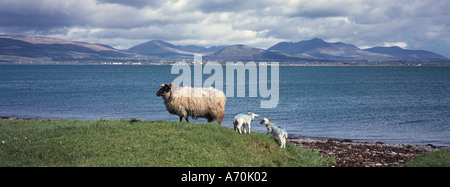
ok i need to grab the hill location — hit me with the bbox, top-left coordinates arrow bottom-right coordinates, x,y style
206,44 -> 299,62
0,118 -> 331,167
127,40 -> 193,57
127,40 -> 226,57
364,46 -> 448,61
0,35 -> 135,61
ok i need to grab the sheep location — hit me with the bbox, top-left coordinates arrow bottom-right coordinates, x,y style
260,118 -> 288,148
233,112 -> 259,134
156,83 -> 226,125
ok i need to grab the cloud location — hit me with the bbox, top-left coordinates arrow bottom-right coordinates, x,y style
96,0 -> 166,9
0,0 -> 90,29
384,42 -> 408,48
0,0 -> 449,57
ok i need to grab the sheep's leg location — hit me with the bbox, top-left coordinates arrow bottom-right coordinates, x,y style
248,124 -> 251,134
179,116 -> 189,123
216,113 -> 224,125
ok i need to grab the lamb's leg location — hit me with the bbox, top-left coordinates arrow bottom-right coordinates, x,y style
279,135 -> 286,148
248,124 -> 251,134
243,124 -> 247,134
185,117 -> 189,123
273,135 -> 279,145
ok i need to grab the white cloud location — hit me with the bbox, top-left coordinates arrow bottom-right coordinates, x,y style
384,42 -> 408,48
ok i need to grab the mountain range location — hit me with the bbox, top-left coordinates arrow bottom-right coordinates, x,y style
0,35 -> 134,60
0,35 -> 448,64
268,38 -> 448,61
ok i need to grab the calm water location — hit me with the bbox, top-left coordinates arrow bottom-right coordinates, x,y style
1,65 -> 449,146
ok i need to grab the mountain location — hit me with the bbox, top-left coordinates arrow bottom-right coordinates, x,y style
206,44 -> 299,62
0,35 -> 134,60
127,40 -> 191,57
178,45 -> 227,54
127,40 -> 226,57
364,46 -> 448,61
268,38 -> 389,59
268,38 -> 448,61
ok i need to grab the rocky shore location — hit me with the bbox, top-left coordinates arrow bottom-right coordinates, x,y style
0,116 -> 32,120
288,136 -> 443,167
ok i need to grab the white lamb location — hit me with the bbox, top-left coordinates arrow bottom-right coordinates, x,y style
260,118 -> 288,148
233,112 -> 259,134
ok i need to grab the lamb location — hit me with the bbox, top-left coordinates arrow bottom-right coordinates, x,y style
260,118 -> 288,148
156,83 -> 226,125
233,112 -> 259,134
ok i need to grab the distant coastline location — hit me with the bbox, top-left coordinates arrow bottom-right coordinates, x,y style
1,35 -> 449,66
1,61 -> 450,66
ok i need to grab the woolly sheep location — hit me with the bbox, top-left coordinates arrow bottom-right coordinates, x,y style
260,118 -> 288,148
233,112 -> 259,134
156,83 -> 226,125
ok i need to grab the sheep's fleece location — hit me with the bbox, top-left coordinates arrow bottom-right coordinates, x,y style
156,83 -> 226,125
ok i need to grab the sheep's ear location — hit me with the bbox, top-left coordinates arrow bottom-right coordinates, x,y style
254,114 -> 259,117
161,84 -> 165,87
247,112 -> 252,115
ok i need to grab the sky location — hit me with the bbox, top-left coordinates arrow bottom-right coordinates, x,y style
1,0 -> 449,57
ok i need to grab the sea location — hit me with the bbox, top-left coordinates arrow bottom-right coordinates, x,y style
0,65 -> 449,146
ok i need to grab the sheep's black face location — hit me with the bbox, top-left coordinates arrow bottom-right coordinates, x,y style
156,84 -> 171,96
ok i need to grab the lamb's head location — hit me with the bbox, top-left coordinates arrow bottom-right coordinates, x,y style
247,112 -> 259,122
260,118 -> 271,125
156,83 -> 178,97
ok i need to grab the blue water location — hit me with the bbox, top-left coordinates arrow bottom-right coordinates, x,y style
1,65 -> 449,146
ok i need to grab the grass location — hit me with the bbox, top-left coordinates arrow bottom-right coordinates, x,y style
404,148 -> 450,167
0,118 -> 332,167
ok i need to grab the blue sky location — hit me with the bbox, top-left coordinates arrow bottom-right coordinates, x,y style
1,0 -> 449,57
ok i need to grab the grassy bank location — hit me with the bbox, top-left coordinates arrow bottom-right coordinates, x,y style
0,118 -> 332,167
404,148 -> 450,167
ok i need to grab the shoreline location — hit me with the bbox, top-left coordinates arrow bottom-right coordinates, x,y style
1,62 -> 450,66
288,136 -> 444,167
